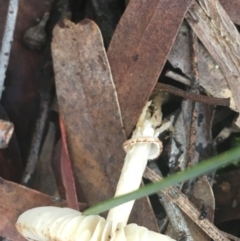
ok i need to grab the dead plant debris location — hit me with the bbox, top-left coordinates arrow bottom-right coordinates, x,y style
1,0 -> 240,240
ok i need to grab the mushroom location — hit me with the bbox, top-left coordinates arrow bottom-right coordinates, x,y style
16,93 -> 175,241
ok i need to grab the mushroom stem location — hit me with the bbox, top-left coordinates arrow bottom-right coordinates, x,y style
107,93 -> 166,225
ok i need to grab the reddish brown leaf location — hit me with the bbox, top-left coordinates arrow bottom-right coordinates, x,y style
52,19 -> 158,231
0,177 -> 87,241
51,140 -> 86,202
59,116 -> 79,211
107,0 -> 193,136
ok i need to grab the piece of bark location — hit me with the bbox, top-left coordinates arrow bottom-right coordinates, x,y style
0,119 -> 13,148
0,177 -> 87,241
0,104 -> 22,182
144,168 -> 230,241
148,161 -> 194,241
169,100 -> 192,173
184,176 -> 215,241
52,19 -> 158,231
219,0 -> 240,26
107,0 -> 193,136
168,22 -> 236,111
186,0 -> 240,127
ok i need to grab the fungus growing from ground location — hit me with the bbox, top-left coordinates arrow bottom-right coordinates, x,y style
16,93 -> 175,241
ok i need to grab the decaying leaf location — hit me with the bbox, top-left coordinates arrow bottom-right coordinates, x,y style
52,17 -> 125,205
186,0 -> 240,126
107,0 -> 193,136
168,22 -> 237,111
52,19 -> 158,231
0,177 -> 86,241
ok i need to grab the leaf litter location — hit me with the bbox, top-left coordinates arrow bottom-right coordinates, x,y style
1,0 -> 240,240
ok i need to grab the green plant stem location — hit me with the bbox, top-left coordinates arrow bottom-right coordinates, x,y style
83,146 -> 240,215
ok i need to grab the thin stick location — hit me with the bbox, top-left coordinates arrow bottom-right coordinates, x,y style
165,70 -> 191,86
143,167 -> 229,241
220,231 -> 240,241
0,0 -> 19,98
148,161 -> 193,241
155,83 -> 229,106
21,92 -> 50,185
186,30 -> 199,169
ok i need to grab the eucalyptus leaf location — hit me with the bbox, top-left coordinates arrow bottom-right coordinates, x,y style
83,146 -> 240,215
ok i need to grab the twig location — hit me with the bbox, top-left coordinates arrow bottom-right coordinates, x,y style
21,92 -> 50,185
0,0 -> 19,98
143,167 -> 230,241
186,30 -> 199,168
220,231 -> 240,241
148,161 -> 194,241
191,31 -> 199,89
155,83 -> 229,106
165,70 -> 191,86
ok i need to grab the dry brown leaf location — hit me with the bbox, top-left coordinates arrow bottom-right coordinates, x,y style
52,19 -> 158,231
107,0 -> 193,136
0,177 -> 87,241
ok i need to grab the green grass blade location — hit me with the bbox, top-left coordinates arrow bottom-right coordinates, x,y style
83,146 -> 240,215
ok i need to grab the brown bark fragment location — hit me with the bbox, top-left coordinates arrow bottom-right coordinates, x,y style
186,0 -> 240,127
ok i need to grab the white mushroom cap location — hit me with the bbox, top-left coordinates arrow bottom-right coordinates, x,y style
16,206 -> 175,241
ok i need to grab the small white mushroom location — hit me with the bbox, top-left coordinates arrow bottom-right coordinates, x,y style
16,93 -> 175,241
16,206 -> 174,241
